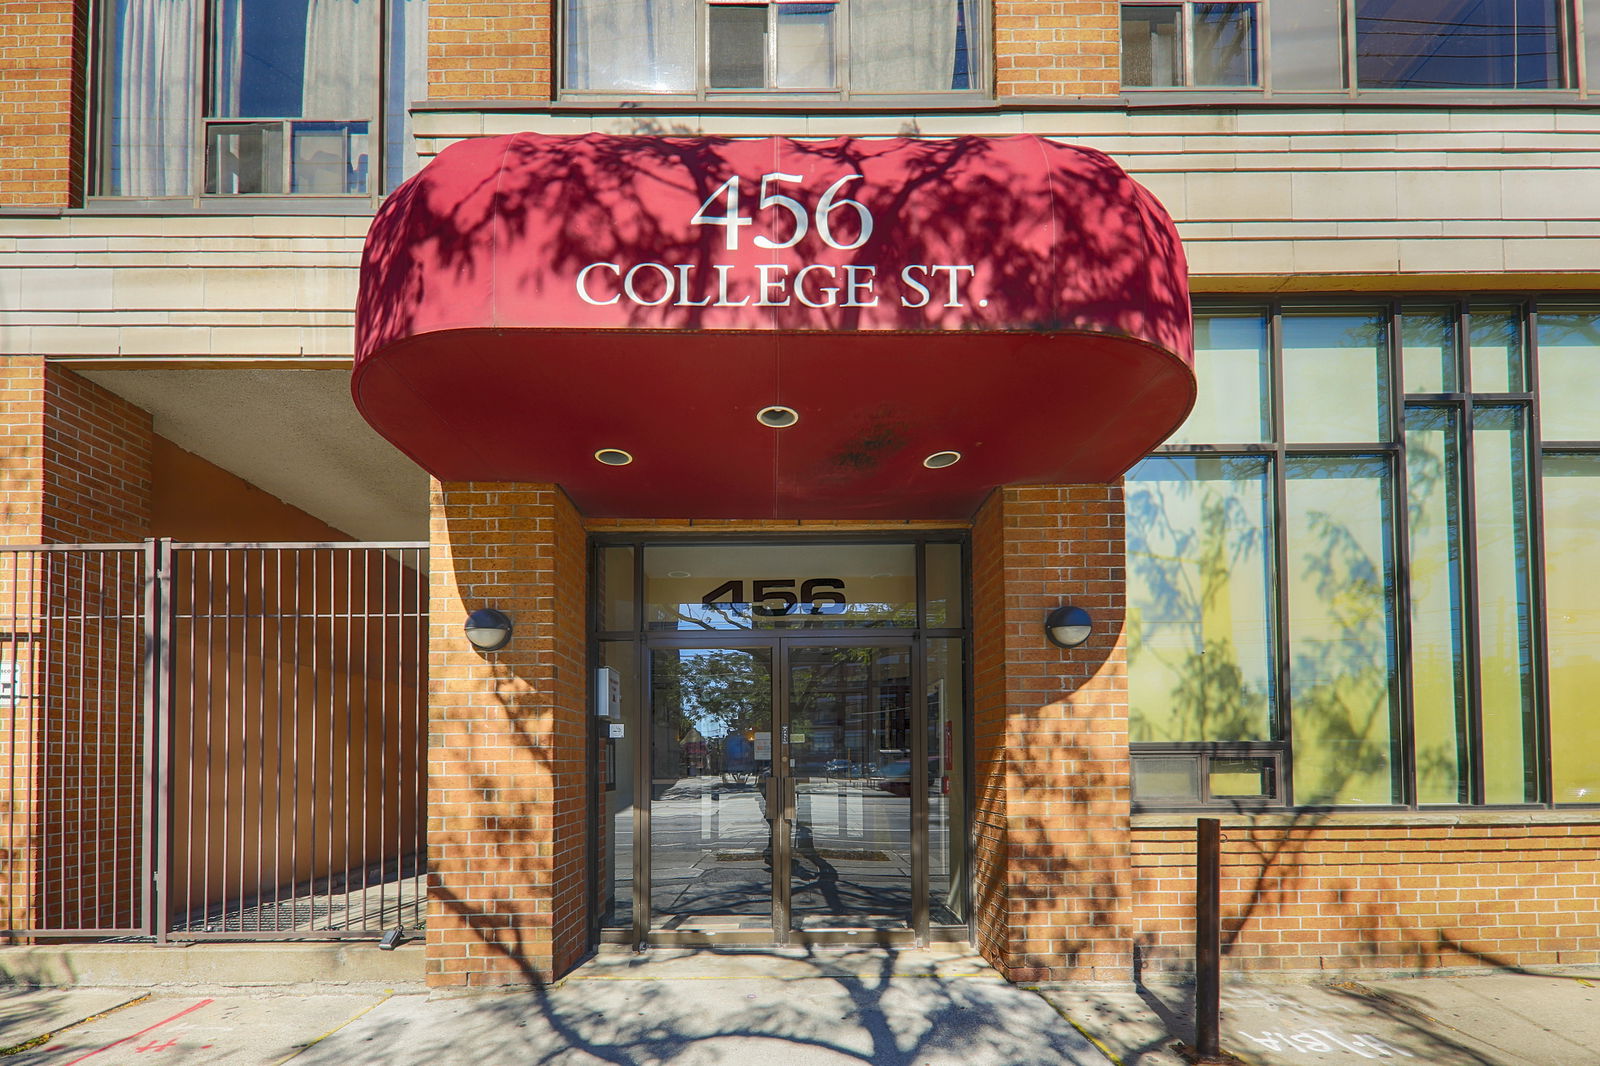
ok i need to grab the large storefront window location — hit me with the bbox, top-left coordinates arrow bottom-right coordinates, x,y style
593,536 -> 969,944
563,0 -> 981,96
1131,299 -> 1599,809
98,0 -> 428,197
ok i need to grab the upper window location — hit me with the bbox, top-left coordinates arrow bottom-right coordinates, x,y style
563,0 -> 980,96
96,0 -> 428,198
1120,2 -> 1260,89
1355,0 -> 1572,88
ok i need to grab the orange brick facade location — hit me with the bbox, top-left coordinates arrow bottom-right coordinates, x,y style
1132,819 -> 1600,973
0,362 -> 152,933
0,0 -> 81,208
971,485 -> 1132,984
425,482 -> 588,986
429,1 -> 553,100
994,1 -> 1121,97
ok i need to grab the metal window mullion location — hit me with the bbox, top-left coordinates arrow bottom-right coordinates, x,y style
1525,302 -> 1555,805
1459,327 -> 1487,807
698,1 -> 710,100
374,0 -> 389,203
1181,2 -> 1195,88
630,542 -> 649,941
1389,301 -> 1420,809
910,635 -> 928,943
837,0 -> 850,98
193,0 -> 209,204
767,2 -> 778,90
1256,0 -> 1272,95
1343,0 -> 1358,94
1267,305 -> 1295,806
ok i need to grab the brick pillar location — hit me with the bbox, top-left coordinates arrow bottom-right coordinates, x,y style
429,1 -> 553,101
994,1 -> 1121,99
970,484 -> 1132,984
427,482 -> 588,987
0,360 -> 153,936
0,0 -> 84,208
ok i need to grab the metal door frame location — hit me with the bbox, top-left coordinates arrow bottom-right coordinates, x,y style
636,633 -> 924,949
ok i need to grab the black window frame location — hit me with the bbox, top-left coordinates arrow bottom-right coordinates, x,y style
1132,295 -> 1599,814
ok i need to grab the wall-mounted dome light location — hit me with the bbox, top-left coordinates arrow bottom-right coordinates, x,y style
464,608 -> 514,652
1045,605 -> 1093,649
594,448 -> 634,466
756,406 -> 800,428
923,451 -> 962,469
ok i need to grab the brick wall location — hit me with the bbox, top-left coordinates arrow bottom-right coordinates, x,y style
429,1 -> 552,101
994,1 -> 1121,98
0,0 -> 82,208
0,361 -> 152,935
970,484 -> 1132,984
1132,818 -> 1600,973
426,481 -> 588,986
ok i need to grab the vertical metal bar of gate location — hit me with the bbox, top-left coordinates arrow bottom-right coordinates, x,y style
148,538 -> 172,942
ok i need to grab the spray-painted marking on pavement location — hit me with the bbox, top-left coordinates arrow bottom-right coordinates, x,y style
1240,1030 -> 1414,1058
58,1000 -> 214,1065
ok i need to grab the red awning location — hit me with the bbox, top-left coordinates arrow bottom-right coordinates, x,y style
354,133 -> 1193,519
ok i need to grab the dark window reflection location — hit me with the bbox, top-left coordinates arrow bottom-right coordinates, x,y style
1356,0 -> 1566,89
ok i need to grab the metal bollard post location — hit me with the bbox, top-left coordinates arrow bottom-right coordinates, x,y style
1195,817 -> 1222,1059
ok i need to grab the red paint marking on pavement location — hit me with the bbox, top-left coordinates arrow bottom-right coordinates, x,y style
61,999 -> 214,1065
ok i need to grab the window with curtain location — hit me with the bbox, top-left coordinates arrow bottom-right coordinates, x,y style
100,0 -> 429,197
1120,2 -> 1260,88
563,0 -> 979,95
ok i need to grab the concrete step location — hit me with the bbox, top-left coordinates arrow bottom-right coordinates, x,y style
0,942 -> 424,992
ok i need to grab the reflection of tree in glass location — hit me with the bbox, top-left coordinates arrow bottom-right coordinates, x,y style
1286,455 -> 1400,805
1127,457 -> 1273,744
1402,418 -> 1471,803
1128,452 -> 1403,805
652,650 -> 772,785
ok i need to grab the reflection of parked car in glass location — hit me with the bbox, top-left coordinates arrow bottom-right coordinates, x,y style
823,758 -> 852,776
875,758 -> 943,797
876,759 -> 911,796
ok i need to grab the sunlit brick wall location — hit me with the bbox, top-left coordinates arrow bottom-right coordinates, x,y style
1132,819 -> 1600,973
0,0 -> 83,207
994,1 -> 1121,98
426,482 -> 588,986
970,484 -> 1132,984
429,1 -> 553,101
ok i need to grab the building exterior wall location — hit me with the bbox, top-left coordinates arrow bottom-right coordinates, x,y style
994,2 -> 1119,98
0,0 -> 80,208
426,482 -> 587,986
971,484 -> 1131,984
1132,817 -> 1600,972
429,1 -> 553,100
0,0 -> 1597,986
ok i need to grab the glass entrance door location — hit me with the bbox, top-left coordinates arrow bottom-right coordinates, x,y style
648,646 -> 775,934
784,644 -> 913,932
645,641 -> 914,942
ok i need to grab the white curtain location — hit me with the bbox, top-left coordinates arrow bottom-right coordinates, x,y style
115,0 -> 199,195
849,0 -> 963,92
566,0 -> 696,92
304,0 -> 378,118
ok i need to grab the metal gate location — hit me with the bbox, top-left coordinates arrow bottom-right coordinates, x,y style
0,540 -> 428,942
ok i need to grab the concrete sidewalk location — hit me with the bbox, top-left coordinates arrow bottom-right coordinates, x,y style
1041,969 -> 1600,1066
1,947 -> 1597,1065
